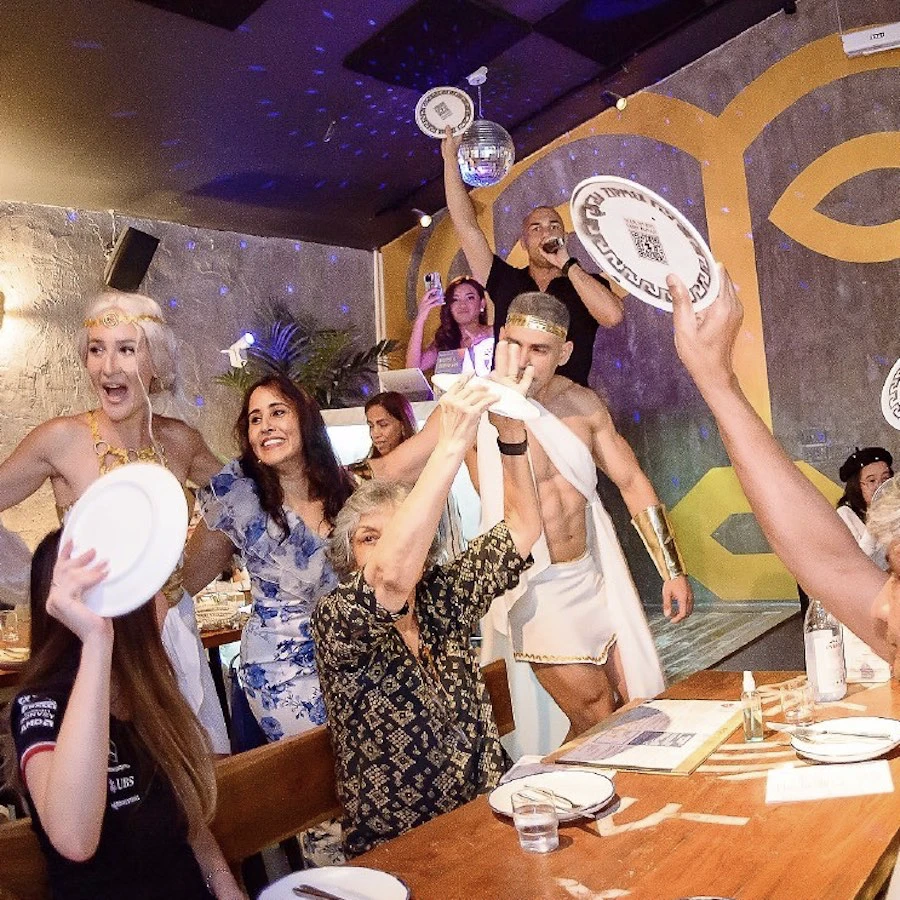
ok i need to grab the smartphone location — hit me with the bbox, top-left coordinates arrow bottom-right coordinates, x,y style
424,271 -> 444,302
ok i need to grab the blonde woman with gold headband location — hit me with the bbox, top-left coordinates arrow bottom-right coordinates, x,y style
0,291 -> 229,754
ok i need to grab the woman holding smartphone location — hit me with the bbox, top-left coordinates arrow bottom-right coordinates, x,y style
405,275 -> 493,373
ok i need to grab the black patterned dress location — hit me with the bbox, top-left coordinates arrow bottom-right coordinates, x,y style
311,522 -> 531,856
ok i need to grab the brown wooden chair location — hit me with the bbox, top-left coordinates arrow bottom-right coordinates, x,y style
0,658 -> 516,897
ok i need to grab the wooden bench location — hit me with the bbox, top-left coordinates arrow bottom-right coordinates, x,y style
0,659 -> 514,898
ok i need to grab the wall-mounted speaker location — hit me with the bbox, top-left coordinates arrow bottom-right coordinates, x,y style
104,227 -> 160,291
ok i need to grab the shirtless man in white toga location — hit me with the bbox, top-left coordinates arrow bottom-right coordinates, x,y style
475,291 -> 694,738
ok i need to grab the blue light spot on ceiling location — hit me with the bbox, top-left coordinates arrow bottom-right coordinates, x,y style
239,240 -> 248,249
614,359 -> 622,370
160,138 -> 181,147
72,40 -> 103,49
195,395 -> 205,407
289,130 -> 299,137
313,69 -> 325,76
306,88 -> 319,95
341,304 -> 350,314
294,242 -> 302,251
671,476 -> 680,488
237,24 -> 251,33
168,298 -> 178,308
799,280 -> 810,290
286,283 -> 295,294
315,45 -> 325,53
267,111 -> 280,118
247,64 -> 266,72
66,210 -> 79,222
258,99 -> 273,106
171,160 -> 191,171
185,241 -> 197,251
368,18 -> 376,25
322,9 -> 334,20
111,110 -> 137,118
632,410 -> 641,423
361,383 -> 371,397
700,425 -> 710,440
329,253 -> 338,263
219,285 -> 230,296
261,179 -> 276,189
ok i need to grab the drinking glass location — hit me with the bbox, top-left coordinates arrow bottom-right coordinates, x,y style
780,676 -> 815,724
0,610 -> 19,644
511,790 -> 559,853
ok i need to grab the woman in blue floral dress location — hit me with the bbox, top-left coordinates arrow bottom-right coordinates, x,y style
184,375 -> 354,741
184,375 -> 438,741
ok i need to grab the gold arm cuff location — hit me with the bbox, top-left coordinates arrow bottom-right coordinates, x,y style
631,504 -> 686,581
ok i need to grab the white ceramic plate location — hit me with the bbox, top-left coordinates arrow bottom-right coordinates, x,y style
415,86 -> 474,138
60,464 -> 188,618
791,716 -> 900,763
570,175 -> 719,312
260,868 -> 410,900
431,373 -> 539,421
881,358 -> 900,430
489,770 -> 616,822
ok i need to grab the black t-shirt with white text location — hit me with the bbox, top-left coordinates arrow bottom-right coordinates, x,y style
12,677 -> 208,900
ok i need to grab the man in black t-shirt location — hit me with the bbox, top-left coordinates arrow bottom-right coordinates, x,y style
441,129 -> 624,387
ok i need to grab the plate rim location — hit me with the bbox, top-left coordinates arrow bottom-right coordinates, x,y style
488,769 -> 616,820
261,866 -> 410,900
60,463 -> 188,618
570,174 -> 719,312
415,85 -> 475,138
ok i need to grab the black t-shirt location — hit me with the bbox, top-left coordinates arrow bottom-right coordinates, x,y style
11,678 -> 208,900
485,254 -> 611,387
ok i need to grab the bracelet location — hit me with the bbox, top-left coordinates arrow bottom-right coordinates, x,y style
205,866 -> 229,894
497,437 -> 528,456
562,257 -> 580,277
631,504 -> 686,581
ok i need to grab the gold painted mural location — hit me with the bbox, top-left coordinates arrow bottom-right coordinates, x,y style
381,32 -> 899,602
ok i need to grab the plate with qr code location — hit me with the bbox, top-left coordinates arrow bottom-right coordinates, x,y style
415,86 -> 475,138
570,175 -> 719,312
881,358 -> 900,430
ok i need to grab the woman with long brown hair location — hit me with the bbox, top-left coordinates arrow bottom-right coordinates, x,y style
184,375 -> 438,741
4,530 -> 244,899
405,276 -> 493,372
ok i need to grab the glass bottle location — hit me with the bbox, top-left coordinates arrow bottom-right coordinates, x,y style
741,670 -> 764,741
804,597 -> 847,702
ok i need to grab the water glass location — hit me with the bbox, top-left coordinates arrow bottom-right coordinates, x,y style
780,676 -> 815,724
0,610 -> 19,644
511,790 -> 559,853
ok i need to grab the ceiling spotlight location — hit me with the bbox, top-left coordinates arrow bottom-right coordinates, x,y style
413,208 -> 433,228
603,91 -> 628,111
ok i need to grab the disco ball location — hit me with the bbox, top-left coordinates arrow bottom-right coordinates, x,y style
457,119 -> 515,188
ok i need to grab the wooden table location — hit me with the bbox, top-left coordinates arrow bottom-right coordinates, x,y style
351,670 -> 900,900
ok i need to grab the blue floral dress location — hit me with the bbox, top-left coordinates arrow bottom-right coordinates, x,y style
199,460 -> 338,741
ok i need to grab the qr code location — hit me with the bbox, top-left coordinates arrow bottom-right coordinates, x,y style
625,217 -> 668,265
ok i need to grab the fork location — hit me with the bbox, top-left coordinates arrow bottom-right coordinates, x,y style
518,785 -> 597,818
292,885 -> 348,900
769,723 -> 895,742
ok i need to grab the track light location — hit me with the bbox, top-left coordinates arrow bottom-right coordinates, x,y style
603,91 -> 628,111
413,208 -> 433,228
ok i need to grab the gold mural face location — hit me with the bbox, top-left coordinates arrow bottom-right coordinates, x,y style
386,33 -> 898,602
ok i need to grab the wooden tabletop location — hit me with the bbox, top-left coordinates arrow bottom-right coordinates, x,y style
350,670 -> 900,900
200,625 -> 243,650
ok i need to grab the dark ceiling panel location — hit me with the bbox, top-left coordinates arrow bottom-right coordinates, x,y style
133,0 -> 270,30
534,0 -> 708,67
344,0 -> 531,91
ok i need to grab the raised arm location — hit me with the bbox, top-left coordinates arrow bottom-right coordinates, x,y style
538,241 -> 624,328
441,128 -> 493,286
367,404 -> 441,483
670,266 -> 890,654
364,378 -> 497,611
404,287 -> 443,371
20,544 -> 112,861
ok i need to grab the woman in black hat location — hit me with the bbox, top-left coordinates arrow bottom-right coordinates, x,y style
836,447 -> 894,566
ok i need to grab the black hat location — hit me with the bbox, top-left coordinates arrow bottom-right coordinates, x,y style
839,446 -> 893,482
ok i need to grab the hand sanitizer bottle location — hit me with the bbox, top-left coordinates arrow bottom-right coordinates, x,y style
741,670 -> 764,742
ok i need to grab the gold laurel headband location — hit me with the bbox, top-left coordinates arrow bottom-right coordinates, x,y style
83,309 -> 164,329
505,314 -> 567,340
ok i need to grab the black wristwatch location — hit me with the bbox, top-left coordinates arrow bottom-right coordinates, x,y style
562,257 -> 580,277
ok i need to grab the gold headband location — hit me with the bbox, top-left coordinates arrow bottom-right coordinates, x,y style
505,313 -> 567,340
83,309 -> 164,329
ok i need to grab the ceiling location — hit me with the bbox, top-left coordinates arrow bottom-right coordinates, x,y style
1,0 -> 788,249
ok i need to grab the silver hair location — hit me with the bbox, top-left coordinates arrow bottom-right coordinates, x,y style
867,475 -> 900,550
327,479 -> 446,579
77,291 -> 178,394
507,291 -> 570,333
